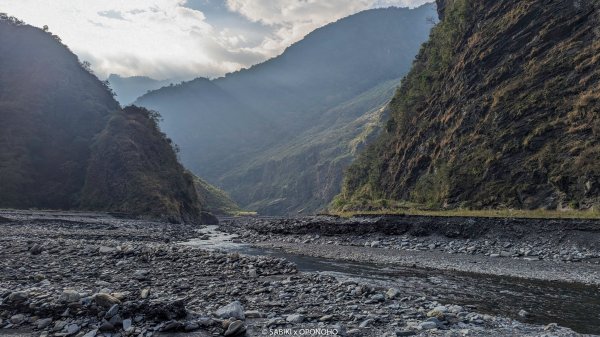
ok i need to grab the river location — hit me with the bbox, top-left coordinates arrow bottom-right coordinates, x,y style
183,226 -> 600,335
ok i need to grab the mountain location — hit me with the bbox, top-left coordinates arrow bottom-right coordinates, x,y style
335,0 -> 600,211
107,74 -> 172,106
136,5 -> 436,214
0,15 -> 213,223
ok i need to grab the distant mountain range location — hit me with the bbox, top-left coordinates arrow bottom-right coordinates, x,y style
336,0 -> 600,211
136,5 -> 436,214
107,74 -> 173,106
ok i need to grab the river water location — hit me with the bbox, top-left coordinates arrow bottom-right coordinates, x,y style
183,226 -> 600,335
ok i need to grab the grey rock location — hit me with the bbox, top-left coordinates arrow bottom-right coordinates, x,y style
82,329 -> 98,337
371,294 -> 385,302
60,290 -> 81,303
359,319 -> 374,328
215,301 -> 245,320
418,321 -> 437,330
133,269 -> 150,281
319,315 -> 334,322
8,291 -> 28,303
123,318 -> 132,330
10,314 -> 25,325
99,246 -> 116,254
37,318 -> 53,329
224,320 -> 246,337
105,304 -> 119,318
95,293 -> 121,307
286,314 -> 304,323
518,309 -> 530,318
66,323 -> 80,335
386,288 -> 400,299
245,310 -> 264,318
30,243 -> 44,255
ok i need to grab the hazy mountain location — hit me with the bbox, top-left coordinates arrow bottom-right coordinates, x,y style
107,74 -> 172,105
0,15 -> 215,223
137,5 -> 436,214
335,0 -> 600,211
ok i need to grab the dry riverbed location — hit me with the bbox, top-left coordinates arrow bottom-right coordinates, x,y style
0,211 -> 594,337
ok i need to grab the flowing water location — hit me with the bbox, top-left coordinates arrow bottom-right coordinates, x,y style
183,226 -> 600,335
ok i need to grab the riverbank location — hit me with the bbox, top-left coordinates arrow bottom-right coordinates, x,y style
219,215 -> 600,284
0,211 -> 593,336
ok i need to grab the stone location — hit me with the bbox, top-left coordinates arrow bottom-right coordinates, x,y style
370,241 -> 381,248
98,320 -> 115,331
286,314 -> 304,323
123,318 -> 132,330
248,269 -> 258,278
10,314 -> 25,325
224,320 -> 246,337
82,329 -> 98,337
319,315 -> 334,322
386,288 -> 400,299
140,288 -> 150,299
37,318 -> 53,329
518,309 -> 530,318
66,323 -> 80,335
245,310 -> 264,318
99,246 -> 116,254
30,243 -> 44,255
395,331 -> 417,336
184,321 -> 199,331
418,321 -> 437,330
8,291 -> 28,303
60,289 -> 81,303
105,304 -> 119,318
359,319 -> 374,328
133,269 -> 150,281
371,294 -> 385,302
95,293 -> 121,307
215,301 -> 245,320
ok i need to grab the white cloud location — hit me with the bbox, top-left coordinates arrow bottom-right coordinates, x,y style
1,0 -> 432,80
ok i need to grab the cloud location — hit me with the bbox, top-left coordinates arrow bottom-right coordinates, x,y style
1,0 -> 432,80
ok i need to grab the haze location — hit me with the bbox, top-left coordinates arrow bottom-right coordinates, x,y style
2,0 -> 432,81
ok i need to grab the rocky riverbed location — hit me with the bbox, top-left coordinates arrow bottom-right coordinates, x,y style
219,215 -> 600,285
0,211 -> 593,337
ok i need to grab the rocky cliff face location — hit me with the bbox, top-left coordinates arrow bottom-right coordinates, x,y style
337,0 -> 600,211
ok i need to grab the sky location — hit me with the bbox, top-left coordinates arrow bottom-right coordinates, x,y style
1,0 -> 432,81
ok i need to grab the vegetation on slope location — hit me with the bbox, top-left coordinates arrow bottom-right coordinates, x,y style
0,15 -> 212,223
336,0 -> 600,212
192,175 -> 241,216
81,107 -> 205,223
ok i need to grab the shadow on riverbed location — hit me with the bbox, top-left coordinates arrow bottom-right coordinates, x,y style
184,226 -> 600,335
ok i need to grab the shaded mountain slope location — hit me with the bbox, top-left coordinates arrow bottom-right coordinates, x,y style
336,0 -> 600,211
0,15 -> 212,223
137,5 -> 436,214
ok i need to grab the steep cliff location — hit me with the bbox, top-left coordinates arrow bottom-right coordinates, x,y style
336,0 -> 600,211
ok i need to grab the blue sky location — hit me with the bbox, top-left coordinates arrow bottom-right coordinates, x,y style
1,0 -> 433,81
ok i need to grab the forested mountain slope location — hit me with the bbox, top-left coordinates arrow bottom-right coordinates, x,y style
336,0 -> 600,211
137,5 -> 436,214
0,15 -> 213,223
